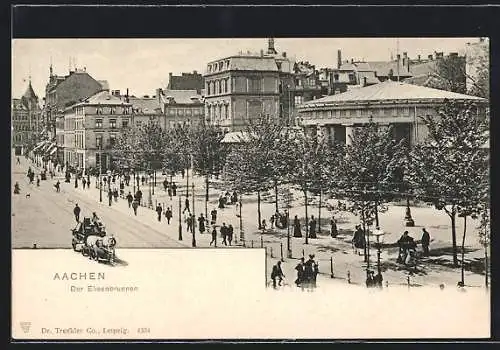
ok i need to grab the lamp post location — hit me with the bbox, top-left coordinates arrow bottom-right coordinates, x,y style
148,172 -> 153,208
372,228 -> 386,288
178,195 -> 182,241
192,183 -> 196,247
99,174 -> 102,203
287,209 -> 292,258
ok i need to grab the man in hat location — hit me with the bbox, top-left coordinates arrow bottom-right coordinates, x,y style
271,260 -> 285,289
304,254 -> 318,287
295,257 -> 305,287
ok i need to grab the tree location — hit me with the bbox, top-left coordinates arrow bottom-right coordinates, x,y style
190,123 -> 228,218
409,99 -> 489,268
111,127 -> 143,173
429,55 -> 467,94
467,41 -> 489,99
162,123 -> 191,181
336,121 -> 407,263
138,119 -> 168,172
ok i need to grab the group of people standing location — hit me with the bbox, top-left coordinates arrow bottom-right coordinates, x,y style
270,254 -> 319,290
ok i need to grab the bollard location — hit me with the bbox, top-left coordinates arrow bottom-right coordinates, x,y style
330,256 -> 334,278
33,243 -> 37,249
407,276 -> 410,288
260,235 -> 263,248
280,242 -> 284,261
302,248 -> 305,259
347,270 -> 351,284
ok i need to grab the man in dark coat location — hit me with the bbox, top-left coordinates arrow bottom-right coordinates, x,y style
165,207 -> 173,224
126,191 -> 134,208
421,228 -> 431,256
227,224 -> 234,245
221,223 -> 228,246
218,196 -> 225,209
198,214 -> 206,233
330,217 -> 338,238
132,199 -> 139,216
210,208 -> 217,225
73,204 -> 81,222
397,231 -> 413,264
271,261 -> 285,289
210,227 -> 217,246
108,189 -> 113,206
295,257 -> 305,287
172,183 -> 177,196
304,254 -> 319,288
135,190 -> 142,203
55,180 -> 60,192
293,215 -> 302,237
163,179 -> 168,192
184,198 -> 190,212
156,204 -> 163,222
82,177 -> 87,189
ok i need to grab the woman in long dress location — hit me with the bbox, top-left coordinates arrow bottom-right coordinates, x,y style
293,215 -> 302,237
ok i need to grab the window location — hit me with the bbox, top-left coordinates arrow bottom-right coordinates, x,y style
96,106 -> 102,115
96,118 -> 103,128
96,135 -> 103,149
340,110 -> 346,117
334,73 -> 339,81
177,109 -> 183,116
136,120 -> 142,127
349,110 -> 357,116
225,105 -> 229,119
109,134 -> 116,147
248,78 -> 262,93
110,107 -> 116,115
208,65 -> 212,73
207,83 -> 211,95
215,80 -> 220,94
218,62 -> 223,70
110,119 -> 117,128
294,95 -> 303,105
361,109 -> 368,116
207,105 -> 211,119
122,119 -> 129,128
186,109 -> 192,116
384,108 -> 391,116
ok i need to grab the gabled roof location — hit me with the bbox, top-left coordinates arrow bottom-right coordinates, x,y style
68,90 -> 131,110
23,82 -> 38,101
367,61 -> 412,77
300,80 -> 487,107
128,97 -> 162,115
207,55 -> 279,74
161,89 -> 203,105
409,60 -> 438,77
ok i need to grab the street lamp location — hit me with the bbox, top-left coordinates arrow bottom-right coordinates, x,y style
148,172 -> 153,208
99,173 -> 103,203
192,183 -> 196,247
178,195 -> 183,241
372,227 -> 386,288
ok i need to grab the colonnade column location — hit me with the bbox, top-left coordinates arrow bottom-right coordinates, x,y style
344,123 -> 354,146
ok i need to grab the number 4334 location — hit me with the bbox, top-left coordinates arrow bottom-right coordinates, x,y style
137,328 -> 150,334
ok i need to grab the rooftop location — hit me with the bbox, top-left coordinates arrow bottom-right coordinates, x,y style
300,81 -> 487,107
128,97 -> 162,115
161,89 -> 203,105
206,55 -> 279,75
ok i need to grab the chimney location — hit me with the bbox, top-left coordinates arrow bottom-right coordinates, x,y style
436,52 -> 444,59
428,54 -> 433,60
282,52 -> 287,58
126,88 -> 129,103
402,52 -> 408,67
193,70 -> 197,75
351,58 -> 354,64
337,49 -> 342,69
417,54 -> 421,62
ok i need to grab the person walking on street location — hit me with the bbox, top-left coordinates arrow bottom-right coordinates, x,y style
16,157 -> 20,165
270,214 -> 275,229
167,185 -> 172,199
261,219 -> 267,232
82,177 -> 87,189
141,175 -> 145,186
210,227 -> 217,246
198,214 -> 206,233
293,215 -> 302,237
186,214 -> 193,233
156,204 -> 163,222
132,199 -> 139,216
210,208 -> 217,225
309,215 -> 317,238
54,180 -> 60,192
126,191 -> 133,208
184,197 -> 190,212
163,179 -> 168,192
228,224 -> 234,245
165,207 -> 172,224
36,176 -> 40,187
271,261 -> 285,289
221,223 -> 228,246
113,188 -> 119,202
108,189 -> 113,206
172,183 -> 177,196
421,228 -> 431,256
330,216 -> 338,238
295,258 -> 305,287
190,214 -> 196,234
73,204 -> 81,222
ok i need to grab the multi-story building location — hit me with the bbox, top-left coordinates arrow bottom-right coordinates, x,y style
296,80 -> 487,147
63,90 -> 132,172
11,80 -> 43,155
43,66 -> 106,160
158,89 -> 205,128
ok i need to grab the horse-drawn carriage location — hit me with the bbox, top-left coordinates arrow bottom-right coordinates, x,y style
71,216 -> 116,264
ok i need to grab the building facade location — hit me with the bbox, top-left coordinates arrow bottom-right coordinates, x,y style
158,89 -> 205,128
63,90 -> 132,172
11,81 -> 42,154
167,71 -> 204,94
297,81 -> 487,146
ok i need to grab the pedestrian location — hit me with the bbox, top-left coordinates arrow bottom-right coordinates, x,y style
156,204 -> 163,222
184,197 -> 190,212
141,175 -> 145,186
14,182 -> 20,194
54,180 -> 60,192
16,157 -> 20,164
82,177 -> 87,189
421,228 -> 431,256
163,179 -> 168,192
352,225 -> 365,255
119,181 -> 124,196
36,176 -> 40,187
271,261 -> 285,289
261,219 -> 267,232
231,191 -> 238,204
132,199 -> 139,216
218,196 -> 225,209
126,191 -> 133,208
135,190 -> 143,204
210,227 -> 217,246
228,224 -> 234,245
186,214 -> 193,233
172,183 -> 177,196
270,214 -> 275,229
87,174 -> 90,188
181,169 -> 185,179
190,214 -> 196,234
221,223 -> 228,245
113,188 -> 119,202
309,215 -> 317,238
293,215 -> 302,237
108,189 -> 113,206
73,203 -> 81,222
295,257 -> 305,287
198,214 -> 206,233
165,207 -> 172,224
330,216 -> 338,238
210,208 -> 217,225
304,254 -> 318,288
397,231 -> 412,264
167,185 -> 172,199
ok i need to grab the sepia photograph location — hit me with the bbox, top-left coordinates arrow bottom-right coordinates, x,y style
11,36 -> 491,339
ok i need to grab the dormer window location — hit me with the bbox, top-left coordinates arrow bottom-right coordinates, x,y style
208,65 -> 212,72
219,62 -> 223,70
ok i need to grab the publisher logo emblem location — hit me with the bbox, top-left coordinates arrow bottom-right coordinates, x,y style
20,322 -> 31,334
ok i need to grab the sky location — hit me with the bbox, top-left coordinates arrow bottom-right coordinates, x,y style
12,37 -> 480,99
